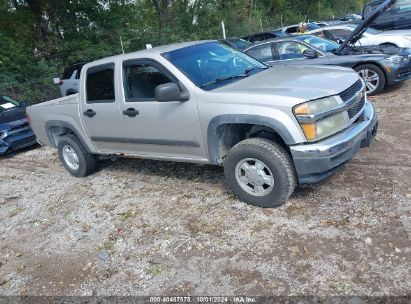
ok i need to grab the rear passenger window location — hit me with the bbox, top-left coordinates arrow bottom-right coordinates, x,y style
86,64 -> 115,103
123,62 -> 173,101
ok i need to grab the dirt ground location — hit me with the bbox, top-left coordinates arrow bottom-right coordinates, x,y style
0,82 -> 410,297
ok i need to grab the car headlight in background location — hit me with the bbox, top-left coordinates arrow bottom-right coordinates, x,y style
387,55 -> 407,64
293,96 -> 350,142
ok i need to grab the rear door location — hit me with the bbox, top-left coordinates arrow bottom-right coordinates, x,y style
394,0 -> 411,29
80,62 -> 128,153
118,59 -> 206,160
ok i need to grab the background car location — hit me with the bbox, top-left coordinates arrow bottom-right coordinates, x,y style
221,38 -> 253,51
242,31 -> 287,43
309,23 -> 411,48
243,35 -> 411,95
363,0 -> 411,30
53,61 -> 90,97
0,95 -> 37,154
274,22 -> 321,34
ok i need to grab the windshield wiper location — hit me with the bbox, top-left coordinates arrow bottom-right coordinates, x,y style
200,66 -> 268,89
243,66 -> 268,75
200,74 -> 249,88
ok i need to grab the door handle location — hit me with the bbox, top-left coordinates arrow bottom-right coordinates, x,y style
84,109 -> 96,117
123,108 -> 139,117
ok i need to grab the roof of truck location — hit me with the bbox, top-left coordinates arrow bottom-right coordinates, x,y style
87,40 -> 216,66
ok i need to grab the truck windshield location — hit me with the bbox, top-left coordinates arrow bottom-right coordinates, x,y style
0,96 -> 19,112
163,42 -> 267,90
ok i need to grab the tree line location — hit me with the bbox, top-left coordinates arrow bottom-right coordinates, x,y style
0,0 -> 367,101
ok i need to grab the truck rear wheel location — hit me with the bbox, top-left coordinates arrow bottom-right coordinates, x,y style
224,138 -> 297,208
57,134 -> 96,177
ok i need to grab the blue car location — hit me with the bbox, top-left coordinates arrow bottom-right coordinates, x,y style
0,95 -> 37,154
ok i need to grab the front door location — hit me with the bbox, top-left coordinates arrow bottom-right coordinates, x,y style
81,62 -> 128,153
271,41 -> 330,66
118,59 -> 206,161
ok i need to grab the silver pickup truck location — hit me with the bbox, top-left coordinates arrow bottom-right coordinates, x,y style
27,41 -> 378,208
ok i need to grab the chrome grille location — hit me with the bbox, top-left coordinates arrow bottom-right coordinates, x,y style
348,95 -> 365,119
339,79 -> 363,102
339,79 -> 365,120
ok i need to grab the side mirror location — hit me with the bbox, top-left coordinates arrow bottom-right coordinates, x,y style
20,101 -> 28,107
303,49 -> 319,59
53,77 -> 61,85
155,83 -> 189,102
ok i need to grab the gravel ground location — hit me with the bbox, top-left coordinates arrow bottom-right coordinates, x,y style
0,82 -> 410,297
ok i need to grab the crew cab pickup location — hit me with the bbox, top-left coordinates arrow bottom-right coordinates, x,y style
27,41 -> 378,208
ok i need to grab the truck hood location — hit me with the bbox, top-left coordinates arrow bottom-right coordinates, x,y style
337,0 -> 395,54
215,65 -> 359,101
0,106 -> 27,130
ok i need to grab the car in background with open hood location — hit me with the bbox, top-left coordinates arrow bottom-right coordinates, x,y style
0,95 -> 37,154
244,0 -> 411,95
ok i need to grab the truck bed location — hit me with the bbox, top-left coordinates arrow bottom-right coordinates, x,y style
26,94 -> 88,149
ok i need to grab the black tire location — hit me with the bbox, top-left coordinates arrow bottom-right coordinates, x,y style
224,138 -> 297,208
57,133 -> 96,177
354,64 -> 386,96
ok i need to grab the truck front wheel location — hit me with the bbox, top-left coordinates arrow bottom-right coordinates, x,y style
224,138 -> 297,208
57,134 -> 96,177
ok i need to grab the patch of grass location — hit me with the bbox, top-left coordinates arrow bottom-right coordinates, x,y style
103,241 -> 115,251
117,210 -> 138,221
9,207 -> 23,218
150,264 -> 164,277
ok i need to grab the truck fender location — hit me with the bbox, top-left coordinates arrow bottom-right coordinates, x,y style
207,114 -> 297,165
45,120 -> 93,153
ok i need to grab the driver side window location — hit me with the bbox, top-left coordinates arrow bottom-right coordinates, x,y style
275,42 -> 309,60
123,62 -> 173,102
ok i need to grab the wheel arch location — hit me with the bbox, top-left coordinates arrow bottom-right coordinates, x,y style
352,61 -> 388,85
207,114 -> 296,165
45,121 -> 92,153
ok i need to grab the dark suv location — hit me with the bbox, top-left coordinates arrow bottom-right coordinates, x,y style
363,0 -> 411,30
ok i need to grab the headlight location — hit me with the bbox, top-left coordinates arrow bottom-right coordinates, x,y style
387,55 -> 406,64
293,96 -> 349,142
0,131 -> 7,141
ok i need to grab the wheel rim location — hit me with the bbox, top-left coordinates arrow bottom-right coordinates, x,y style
235,158 -> 275,197
358,69 -> 380,94
62,145 -> 80,170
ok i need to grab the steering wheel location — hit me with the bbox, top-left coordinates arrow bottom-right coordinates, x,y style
233,56 -> 247,67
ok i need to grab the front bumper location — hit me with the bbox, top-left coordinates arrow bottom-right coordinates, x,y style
290,101 -> 378,184
0,127 -> 37,154
384,59 -> 411,85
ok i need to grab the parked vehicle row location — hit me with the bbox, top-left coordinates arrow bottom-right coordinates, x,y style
240,0 -> 411,95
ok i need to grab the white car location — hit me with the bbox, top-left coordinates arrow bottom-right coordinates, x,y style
309,23 -> 411,48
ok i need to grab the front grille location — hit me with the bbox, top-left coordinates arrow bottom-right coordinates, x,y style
339,79 -> 363,102
9,122 -> 30,132
348,95 -> 365,119
339,79 -> 365,120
